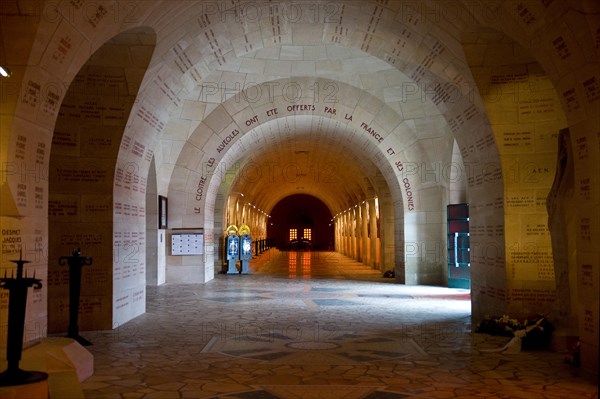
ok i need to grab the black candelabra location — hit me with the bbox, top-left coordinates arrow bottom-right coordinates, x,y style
59,248 -> 93,346
0,251 -> 48,386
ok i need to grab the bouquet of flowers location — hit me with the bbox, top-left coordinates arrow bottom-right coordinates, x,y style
476,314 -> 554,350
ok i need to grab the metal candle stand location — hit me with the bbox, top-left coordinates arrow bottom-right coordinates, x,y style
58,248 -> 93,346
0,252 -> 48,387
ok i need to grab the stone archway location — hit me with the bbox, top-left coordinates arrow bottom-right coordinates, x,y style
47,27 -> 156,333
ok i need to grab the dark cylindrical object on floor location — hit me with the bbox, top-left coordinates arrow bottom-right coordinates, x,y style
0,253 -> 47,386
59,248 -> 93,346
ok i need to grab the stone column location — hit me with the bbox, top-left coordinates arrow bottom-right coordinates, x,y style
361,202 -> 369,266
369,199 -> 378,268
381,195 -> 395,274
344,212 -> 350,256
350,208 -> 357,260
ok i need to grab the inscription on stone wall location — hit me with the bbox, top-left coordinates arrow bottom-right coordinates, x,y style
0,290 -> 8,312
562,88 -> 581,113
114,202 -> 145,218
16,183 -> 27,208
136,106 -> 165,133
15,135 -> 26,160
172,43 -> 194,75
58,231 -> 103,249
36,142 -> 46,165
153,76 -> 181,108
579,178 -> 591,201
515,2 -> 537,25
582,76 -> 599,103
386,27 -> 413,64
266,4 -> 284,44
509,288 -> 555,304
114,166 -> 147,194
490,72 -> 528,84
576,136 -> 588,160
56,167 -> 108,183
113,230 -> 144,283
480,286 -> 506,300
519,97 -> 555,119
35,186 -> 44,210
80,71 -> 127,94
580,218 -> 591,243
581,264 -> 594,288
1,229 -> 21,256
447,104 -> 478,134
86,4 -> 108,28
203,29 -> 225,65
510,251 -> 555,280
47,268 -> 70,287
22,80 -> 40,108
552,36 -> 571,60
48,199 -> 78,217
410,40 -> 444,84
52,130 -> 77,148
43,88 -> 61,116
329,3 -> 348,44
583,308 -> 595,336
51,35 -> 72,65
120,134 -> 132,151
360,5 -> 384,52
505,194 -> 535,208
502,131 -> 532,149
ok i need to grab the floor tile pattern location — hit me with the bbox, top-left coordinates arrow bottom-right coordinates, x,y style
81,250 -> 598,398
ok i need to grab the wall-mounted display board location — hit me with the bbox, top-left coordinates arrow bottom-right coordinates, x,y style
171,232 -> 203,255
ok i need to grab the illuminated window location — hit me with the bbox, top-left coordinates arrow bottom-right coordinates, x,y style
289,229 -> 297,241
303,228 -> 312,240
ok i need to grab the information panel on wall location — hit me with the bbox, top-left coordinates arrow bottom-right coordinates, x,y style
171,233 -> 204,255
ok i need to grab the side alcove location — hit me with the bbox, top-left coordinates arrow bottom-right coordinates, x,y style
48,27 -> 156,333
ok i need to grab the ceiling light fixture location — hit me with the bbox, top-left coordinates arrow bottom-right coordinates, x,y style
0,66 -> 11,78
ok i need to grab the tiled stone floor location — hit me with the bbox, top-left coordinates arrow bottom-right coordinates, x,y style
82,250 -> 598,398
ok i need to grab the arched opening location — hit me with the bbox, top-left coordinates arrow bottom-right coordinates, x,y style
268,194 -> 334,251
461,26 -> 573,329
47,27 -> 156,333
204,116 -> 404,282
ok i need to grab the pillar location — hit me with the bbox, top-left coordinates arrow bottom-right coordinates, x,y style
361,202 -> 369,266
369,199 -> 378,268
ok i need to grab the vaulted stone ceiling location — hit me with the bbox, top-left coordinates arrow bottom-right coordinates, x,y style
134,1 -> 480,224
1,0 -> 599,373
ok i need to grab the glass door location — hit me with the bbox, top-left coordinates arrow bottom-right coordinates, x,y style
447,204 -> 470,289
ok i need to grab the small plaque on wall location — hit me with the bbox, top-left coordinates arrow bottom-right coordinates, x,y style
171,233 -> 204,255
158,196 -> 168,229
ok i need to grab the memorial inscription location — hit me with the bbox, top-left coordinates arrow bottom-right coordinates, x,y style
582,76 -> 599,103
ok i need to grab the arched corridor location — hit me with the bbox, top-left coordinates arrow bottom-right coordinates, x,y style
0,1 -> 599,392
81,249 -> 597,398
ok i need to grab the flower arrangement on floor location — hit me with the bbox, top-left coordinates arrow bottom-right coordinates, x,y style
476,314 -> 554,351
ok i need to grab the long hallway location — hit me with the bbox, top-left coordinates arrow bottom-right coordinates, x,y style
81,251 -> 597,398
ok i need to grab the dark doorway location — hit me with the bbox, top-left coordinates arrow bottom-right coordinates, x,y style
447,203 -> 470,289
268,194 -> 334,250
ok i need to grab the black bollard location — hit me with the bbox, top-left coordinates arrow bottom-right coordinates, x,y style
58,248 -> 93,346
0,251 -> 48,386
